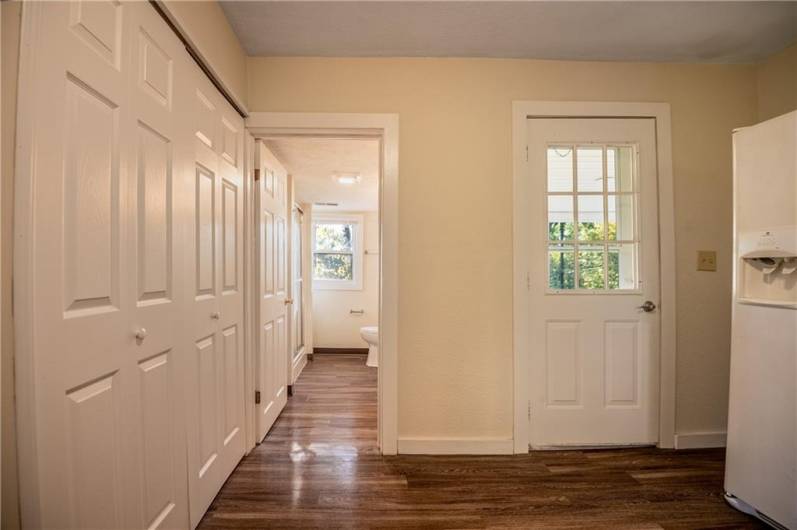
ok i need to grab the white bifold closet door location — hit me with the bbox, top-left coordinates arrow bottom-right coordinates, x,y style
255,141 -> 289,442
20,1 -> 191,528
17,1 -> 244,528
183,51 -> 246,528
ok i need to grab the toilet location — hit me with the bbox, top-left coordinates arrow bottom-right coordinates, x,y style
360,326 -> 378,367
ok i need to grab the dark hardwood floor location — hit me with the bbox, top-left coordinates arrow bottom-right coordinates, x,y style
199,354 -> 763,529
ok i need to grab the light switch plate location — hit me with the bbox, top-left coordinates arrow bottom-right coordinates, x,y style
697,250 -> 717,272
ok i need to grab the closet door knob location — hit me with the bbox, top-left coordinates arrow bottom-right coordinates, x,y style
211,312 -> 221,320
134,328 -> 148,341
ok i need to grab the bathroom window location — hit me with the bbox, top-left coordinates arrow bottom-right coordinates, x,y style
546,145 -> 640,292
312,214 -> 363,290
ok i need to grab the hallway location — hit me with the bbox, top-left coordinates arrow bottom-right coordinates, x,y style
198,354 -> 761,529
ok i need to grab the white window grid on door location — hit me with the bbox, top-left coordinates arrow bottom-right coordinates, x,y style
544,142 -> 642,294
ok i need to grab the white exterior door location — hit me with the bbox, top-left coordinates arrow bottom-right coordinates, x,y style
527,118 -> 660,447
255,141 -> 289,442
18,2 -> 191,527
183,64 -> 246,527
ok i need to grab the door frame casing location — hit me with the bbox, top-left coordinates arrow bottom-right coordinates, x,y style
512,101 -> 676,452
243,132 -> 257,450
245,112 -> 399,455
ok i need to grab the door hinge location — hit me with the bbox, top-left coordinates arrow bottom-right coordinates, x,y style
528,401 -> 532,422
254,168 -> 261,182
525,145 -> 529,162
526,272 -> 531,291
255,390 -> 261,404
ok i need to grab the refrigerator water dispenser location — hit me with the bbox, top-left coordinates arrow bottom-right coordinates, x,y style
738,226 -> 797,308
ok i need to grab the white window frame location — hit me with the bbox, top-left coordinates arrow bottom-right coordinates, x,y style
311,213 -> 364,291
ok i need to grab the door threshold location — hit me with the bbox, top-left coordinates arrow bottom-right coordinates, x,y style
530,443 -> 657,451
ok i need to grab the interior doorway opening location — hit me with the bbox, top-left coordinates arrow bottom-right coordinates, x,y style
245,113 -> 399,454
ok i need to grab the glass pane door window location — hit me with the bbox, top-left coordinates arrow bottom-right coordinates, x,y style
312,214 -> 363,290
546,145 -> 639,292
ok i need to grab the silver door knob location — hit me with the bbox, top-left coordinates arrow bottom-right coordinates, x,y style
211,312 -> 220,320
637,301 -> 657,312
134,328 -> 148,340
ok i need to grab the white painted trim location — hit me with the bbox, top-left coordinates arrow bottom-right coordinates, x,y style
398,438 -> 515,455
674,431 -> 727,449
246,112 -> 399,455
243,131 -> 257,453
14,3 -> 44,526
512,101 -> 677,453
285,176 -> 298,401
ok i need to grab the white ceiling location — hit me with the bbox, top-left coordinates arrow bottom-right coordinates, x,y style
265,137 -> 380,212
221,1 -> 797,63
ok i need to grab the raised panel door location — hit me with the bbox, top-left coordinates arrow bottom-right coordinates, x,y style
527,118 -> 661,447
21,2 -> 190,528
255,141 -> 289,442
183,63 -> 246,529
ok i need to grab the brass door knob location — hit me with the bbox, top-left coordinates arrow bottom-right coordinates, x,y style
637,301 -> 657,312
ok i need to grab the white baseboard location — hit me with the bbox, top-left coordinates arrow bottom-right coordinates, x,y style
674,431 -> 727,449
397,437 -> 514,455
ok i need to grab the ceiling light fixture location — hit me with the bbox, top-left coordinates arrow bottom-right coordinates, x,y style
332,172 -> 361,185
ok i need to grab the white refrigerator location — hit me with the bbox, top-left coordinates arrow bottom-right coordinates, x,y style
725,110 -> 797,529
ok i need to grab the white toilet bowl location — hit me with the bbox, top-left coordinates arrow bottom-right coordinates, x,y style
360,326 -> 378,367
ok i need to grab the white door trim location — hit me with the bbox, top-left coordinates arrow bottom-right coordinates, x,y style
14,4 -> 44,525
246,112 -> 399,455
243,132 -> 257,451
512,101 -> 676,452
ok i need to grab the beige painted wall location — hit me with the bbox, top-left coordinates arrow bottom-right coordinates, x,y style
756,42 -> 797,122
161,0 -> 248,109
248,57 -> 759,440
1,2 -> 21,527
312,211 -> 379,348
